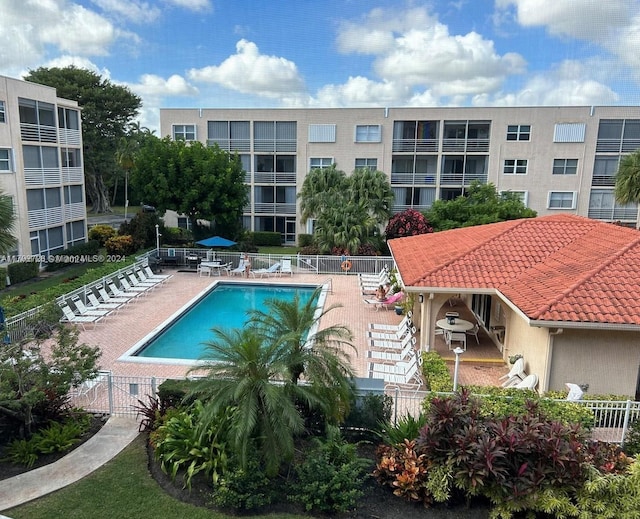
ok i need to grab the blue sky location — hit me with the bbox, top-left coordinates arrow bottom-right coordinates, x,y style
2,0 -> 640,132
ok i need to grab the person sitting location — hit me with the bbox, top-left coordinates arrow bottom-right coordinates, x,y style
375,284 -> 387,301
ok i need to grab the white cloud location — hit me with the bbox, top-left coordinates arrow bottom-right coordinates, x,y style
475,60 -> 619,106
312,76 -> 410,107
495,0 -> 633,41
334,6 -> 526,100
128,74 -> 199,97
187,39 -> 306,98
165,0 -> 212,12
90,0 -> 162,23
0,0 -> 122,76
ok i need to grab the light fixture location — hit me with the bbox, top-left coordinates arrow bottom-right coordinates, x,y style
452,346 -> 465,391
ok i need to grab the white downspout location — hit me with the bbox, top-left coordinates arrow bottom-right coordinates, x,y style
422,293 -> 434,352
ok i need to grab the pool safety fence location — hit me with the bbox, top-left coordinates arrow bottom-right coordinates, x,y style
69,374 -> 640,447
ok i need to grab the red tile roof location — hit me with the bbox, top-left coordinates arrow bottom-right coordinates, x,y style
388,214 -> 640,325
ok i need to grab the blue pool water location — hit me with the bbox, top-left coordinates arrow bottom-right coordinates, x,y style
131,282 -> 318,361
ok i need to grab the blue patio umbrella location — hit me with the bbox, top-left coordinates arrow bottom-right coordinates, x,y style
195,236 -> 237,248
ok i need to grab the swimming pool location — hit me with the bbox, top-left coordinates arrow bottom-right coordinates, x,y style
120,281 -> 322,364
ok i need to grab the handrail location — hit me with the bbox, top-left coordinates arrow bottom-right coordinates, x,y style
321,277 -> 333,294
297,253 -> 319,273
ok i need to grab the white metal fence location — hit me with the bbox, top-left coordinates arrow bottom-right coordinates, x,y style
70,375 -> 640,447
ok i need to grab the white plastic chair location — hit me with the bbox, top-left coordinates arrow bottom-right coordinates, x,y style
466,323 -> 480,344
500,358 -> 525,387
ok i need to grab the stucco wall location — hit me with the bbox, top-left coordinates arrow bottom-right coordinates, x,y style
549,329 -> 640,397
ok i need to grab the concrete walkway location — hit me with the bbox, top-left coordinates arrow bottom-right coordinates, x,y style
0,416 -> 139,513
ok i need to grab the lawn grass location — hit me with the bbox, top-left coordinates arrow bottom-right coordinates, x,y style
7,435 -> 306,519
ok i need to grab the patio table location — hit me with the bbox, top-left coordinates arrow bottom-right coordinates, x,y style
436,318 -> 474,332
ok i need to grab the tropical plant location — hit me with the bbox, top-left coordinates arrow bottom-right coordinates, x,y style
385,209 -> 433,240
614,149 -> 640,205
299,165 -> 346,224
152,400 -> 232,489
187,327 -> 310,476
381,413 -> 428,445
248,286 -> 356,422
425,181 -> 536,231
290,426 -> 370,514
0,190 -> 17,255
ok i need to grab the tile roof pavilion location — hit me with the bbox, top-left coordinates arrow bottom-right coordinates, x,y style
388,214 -> 640,327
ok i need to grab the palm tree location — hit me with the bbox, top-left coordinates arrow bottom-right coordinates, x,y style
314,203 -> 377,254
298,165 -> 347,223
188,327 -> 316,476
348,167 -> 394,223
248,287 -> 356,421
0,192 -> 16,255
615,150 -> 640,207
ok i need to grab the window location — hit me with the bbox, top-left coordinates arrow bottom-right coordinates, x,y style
355,158 -> 378,170
503,159 -> 528,175
548,191 -> 576,209
172,124 -> 196,141
355,124 -> 381,142
553,159 -> 578,175
207,121 -> 249,151
501,190 -> 528,206
506,125 -> 530,141
63,185 -> 83,204
23,145 -> 59,169
309,157 -> 333,170
308,124 -> 336,142
0,100 -> 5,123
57,107 -> 79,130
177,216 -> 191,230
61,148 -> 82,168
0,149 -> 12,171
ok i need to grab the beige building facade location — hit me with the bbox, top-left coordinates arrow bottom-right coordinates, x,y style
0,75 -> 87,259
160,106 -> 640,244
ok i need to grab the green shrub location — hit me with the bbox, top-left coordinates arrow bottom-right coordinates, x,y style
250,231 -> 281,246
343,392 -> 392,439
381,413 -> 427,445
162,226 -> 192,245
3,438 -> 40,468
297,233 -> 313,247
623,418 -> 640,456
104,235 -> 136,256
573,461 -> 640,517
0,267 -> 6,289
421,351 -> 453,392
45,240 -> 101,271
290,427 -> 370,514
157,378 -> 192,410
119,212 -> 163,249
209,454 -> 275,511
152,401 -> 232,489
7,261 -> 40,284
88,224 -> 117,246
35,419 -> 87,454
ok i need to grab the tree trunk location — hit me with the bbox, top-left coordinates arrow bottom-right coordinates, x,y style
85,172 -> 112,213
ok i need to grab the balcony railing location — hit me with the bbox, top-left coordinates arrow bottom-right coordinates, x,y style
24,167 -> 62,185
58,128 -> 81,146
253,172 -> 296,183
28,206 -> 64,229
392,139 -> 439,152
588,207 -> 638,221
391,173 -> 436,185
207,138 -> 251,152
253,139 -> 297,152
64,202 -> 86,221
253,203 -> 296,214
62,166 -> 83,184
442,138 -> 490,153
440,172 -> 488,185
591,175 -> 616,187
20,123 -> 57,143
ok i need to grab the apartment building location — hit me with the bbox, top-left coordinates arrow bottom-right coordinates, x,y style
160,106 -> 640,244
0,75 -> 87,258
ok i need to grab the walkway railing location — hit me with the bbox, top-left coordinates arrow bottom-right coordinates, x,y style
71,374 -> 640,447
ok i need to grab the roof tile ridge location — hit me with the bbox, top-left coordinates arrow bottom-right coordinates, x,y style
529,230 -> 640,319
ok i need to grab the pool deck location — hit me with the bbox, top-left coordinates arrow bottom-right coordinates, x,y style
75,270 -> 507,387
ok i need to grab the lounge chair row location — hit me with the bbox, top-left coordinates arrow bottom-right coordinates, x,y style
365,315 -> 423,390
59,264 -> 172,330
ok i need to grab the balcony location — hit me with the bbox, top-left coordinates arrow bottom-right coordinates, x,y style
254,172 -> 296,183
64,202 -> 86,220
24,168 -> 62,186
442,138 -> 490,153
253,139 -> 296,153
20,123 -> 57,143
62,167 -> 83,184
390,173 -> 436,185
591,175 -> 616,187
28,206 -> 64,229
392,138 -> 438,153
207,138 -> 250,152
253,203 -> 296,215
58,128 -> 81,146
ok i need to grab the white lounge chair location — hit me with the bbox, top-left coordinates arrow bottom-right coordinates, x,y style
104,281 -> 139,302
500,358 -> 525,387
87,293 -> 121,313
369,325 -> 415,342
135,267 -> 165,286
126,270 -> 157,290
367,339 -> 417,363
143,264 -> 172,282
250,262 -> 281,278
70,296 -> 111,317
359,266 -> 390,284
229,259 -> 246,276
368,356 -> 423,390
118,275 -> 150,295
110,280 -> 144,300
281,257 -> 293,276
368,311 -> 413,331
513,373 -> 538,390
59,302 -> 102,330
369,335 -> 417,352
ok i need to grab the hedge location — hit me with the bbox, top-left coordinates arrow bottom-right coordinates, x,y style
44,240 -> 101,271
7,261 -> 40,285
250,231 -> 281,246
